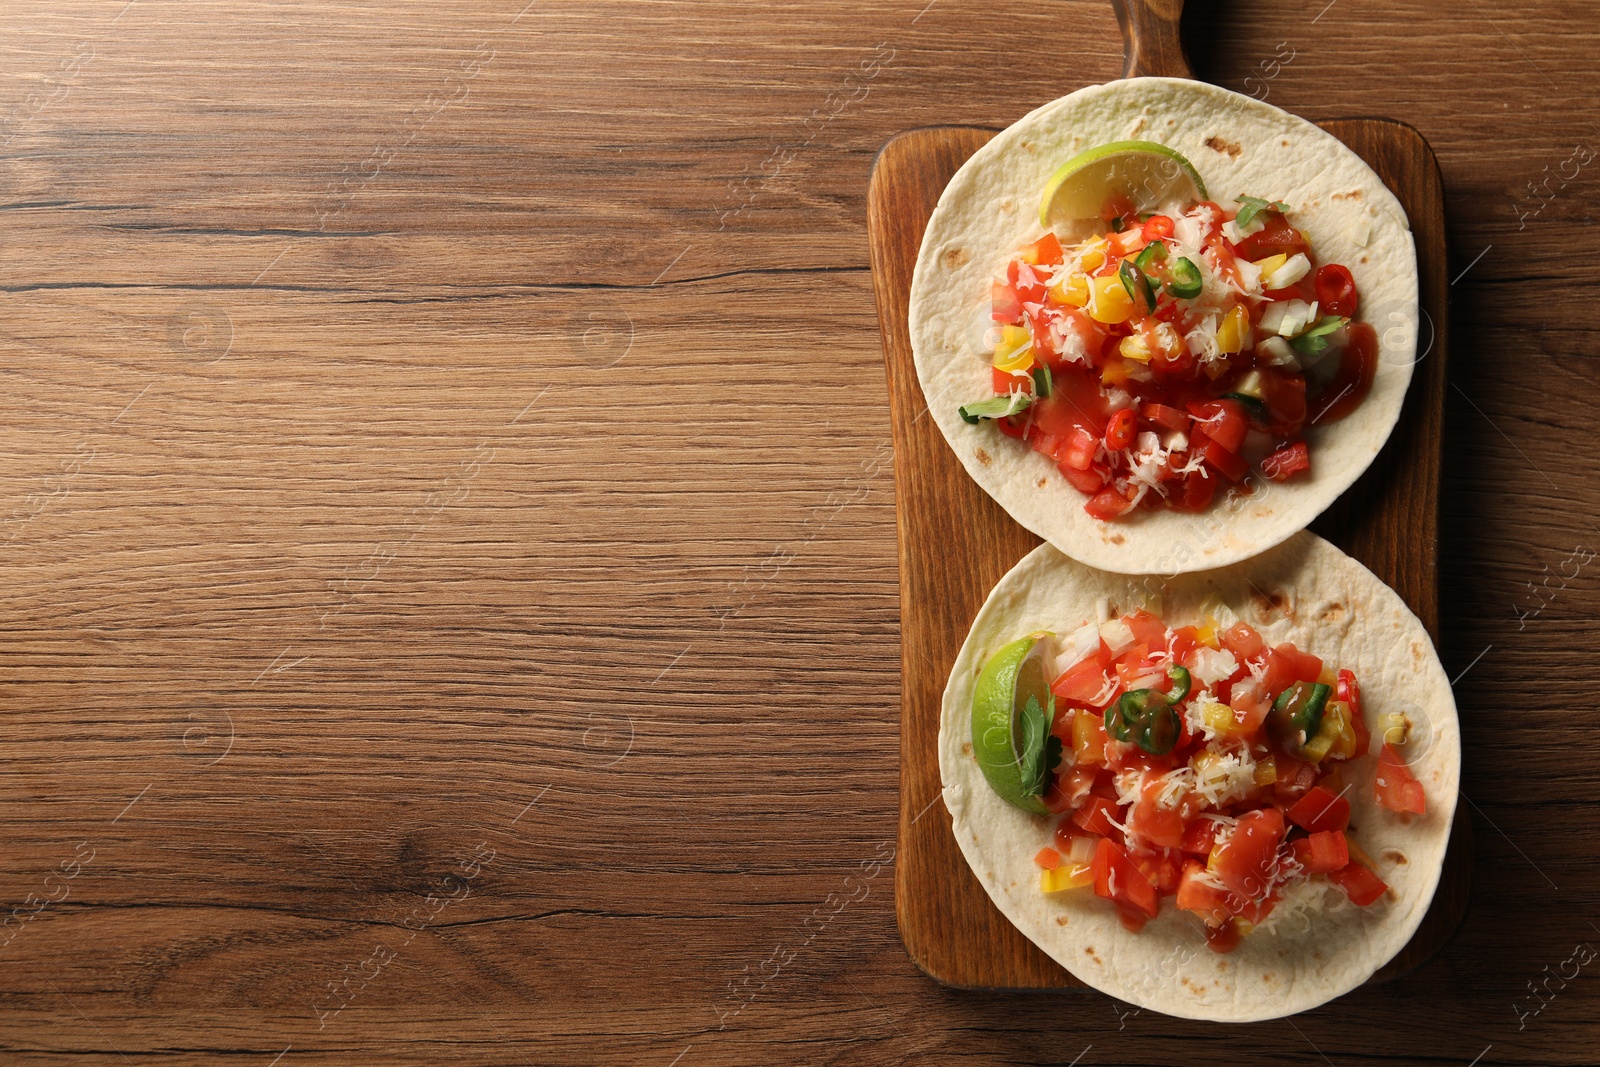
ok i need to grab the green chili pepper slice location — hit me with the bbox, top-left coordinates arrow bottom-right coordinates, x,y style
958,392 -> 1033,425
1105,689 -> 1180,756
1134,241 -> 1167,273
1268,680 -> 1331,754
1166,666 -> 1191,704
1164,256 -> 1203,299
1031,363 -> 1053,398
1119,259 -> 1156,314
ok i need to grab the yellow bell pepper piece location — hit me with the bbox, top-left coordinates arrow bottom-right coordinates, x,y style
1078,236 -> 1108,272
1302,700 -> 1356,764
1100,359 -> 1132,387
1202,702 -> 1237,736
1088,274 -> 1133,324
1041,864 -> 1093,893
1051,274 -> 1090,307
1216,305 -> 1250,355
1253,755 -> 1278,786
992,324 -> 1034,372
1378,711 -> 1410,746
1119,332 -> 1152,362
1252,253 -> 1289,287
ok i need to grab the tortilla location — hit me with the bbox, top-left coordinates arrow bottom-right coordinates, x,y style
938,532 -> 1458,1021
908,78 -> 1419,574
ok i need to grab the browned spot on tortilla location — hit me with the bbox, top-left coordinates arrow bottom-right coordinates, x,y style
1412,641 -> 1426,665
1056,916 -> 1069,926
1262,973 -> 1275,985
1204,135 -> 1241,158
961,741 -> 972,756
1109,533 -> 1125,545
975,447 -> 992,466
1130,118 -> 1147,135
1037,478 -> 1048,488
1281,139 -> 1290,147
1252,587 -> 1293,621
1021,140 -> 1036,154
1360,255 -> 1369,264
1085,947 -> 1100,962
1332,190 -> 1364,201
1181,976 -> 1203,993
998,197 -> 1016,215
1383,848 -> 1409,865
1319,601 -> 1345,622
942,246 -> 969,270
1313,949 -> 1324,961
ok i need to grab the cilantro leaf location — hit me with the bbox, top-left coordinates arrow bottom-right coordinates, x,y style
1290,315 -> 1349,357
1235,195 -> 1290,229
1017,694 -> 1057,797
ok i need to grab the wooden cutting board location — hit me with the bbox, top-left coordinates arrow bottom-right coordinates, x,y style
868,116 -> 1467,989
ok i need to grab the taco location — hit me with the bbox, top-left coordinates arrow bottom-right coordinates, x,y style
909,78 -> 1418,574
938,532 -> 1457,1021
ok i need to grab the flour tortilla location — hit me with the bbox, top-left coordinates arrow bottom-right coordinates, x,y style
909,78 -> 1419,574
939,533 -> 1458,1021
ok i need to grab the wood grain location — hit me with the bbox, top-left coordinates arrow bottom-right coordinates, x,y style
1,1 -> 1598,1064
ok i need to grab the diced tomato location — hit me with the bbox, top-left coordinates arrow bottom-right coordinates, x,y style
1290,830 -> 1349,874
1276,644 -> 1324,685
996,412 -> 1028,438
1109,227 -> 1148,257
1132,847 -> 1184,894
993,367 -> 1031,395
1052,651 -> 1112,705
1231,211 -> 1309,261
1258,647 -> 1298,697
1314,263 -> 1358,318
1261,440 -> 1310,482
1105,407 -> 1136,450
1198,433 -> 1249,482
1175,862 -> 1231,927
1059,460 -> 1109,494
1375,743 -> 1427,815
1020,233 -> 1064,267
1092,838 -> 1159,919
1006,259 -> 1047,303
1140,402 -> 1191,435
1035,847 -> 1062,870
1205,919 -> 1243,953
1219,622 -> 1265,660
1228,681 -> 1272,735
1141,215 -> 1175,242
1168,626 -> 1201,666
1286,786 -> 1351,834
1208,807 -> 1285,905
1337,669 -> 1372,757
1070,795 -> 1117,839
1058,426 -> 1099,471
1181,819 -> 1221,856
1129,783 -> 1189,849
1329,861 -> 1387,906
1169,467 -> 1216,512
1187,399 -> 1248,453
1123,611 -> 1168,650
1085,486 -> 1136,520
991,279 -> 1022,323
1273,755 -> 1318,802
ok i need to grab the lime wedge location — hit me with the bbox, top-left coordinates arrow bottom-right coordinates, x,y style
1039,140 -> 1207,229
971,633 -> 1059,815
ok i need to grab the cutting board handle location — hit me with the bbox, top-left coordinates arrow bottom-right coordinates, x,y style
1110,0 -> 1192,80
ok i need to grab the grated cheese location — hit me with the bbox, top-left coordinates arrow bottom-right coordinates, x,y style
1190,647 -> 1239,686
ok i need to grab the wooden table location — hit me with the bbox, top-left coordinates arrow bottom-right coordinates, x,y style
1,2 -> 1594,1063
